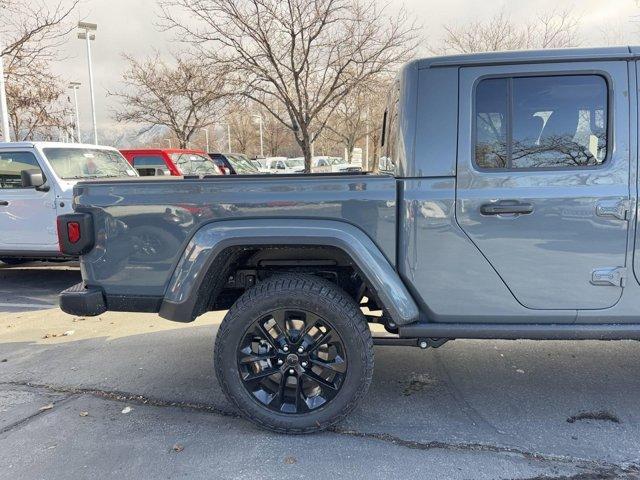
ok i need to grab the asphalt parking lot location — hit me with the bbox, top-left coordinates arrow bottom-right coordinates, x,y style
1,264 -> 640,479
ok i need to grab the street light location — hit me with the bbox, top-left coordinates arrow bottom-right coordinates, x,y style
165,138 -> 172,148
0,44 -> 10,142
202,127 -> 209,152
68,82 -> 81,143
365,107 -> 370,169
251,114 -> 264,157
214,123 -> 231,152
78,21 -> 98,144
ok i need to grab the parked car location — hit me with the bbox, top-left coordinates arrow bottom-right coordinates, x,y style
311,156 -> 360,173
58,46 -> 639,434
209,153 -> 261,175
250,158 -> 269,172
0,142 -> 137,264
120,149 -> 223,177
263,156 -> 305,173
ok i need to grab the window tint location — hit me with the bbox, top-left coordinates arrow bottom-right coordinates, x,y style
475,75 -> 608,169
133,155 -> 165,167
0,152 -> 42,189
475,78 -> 508,168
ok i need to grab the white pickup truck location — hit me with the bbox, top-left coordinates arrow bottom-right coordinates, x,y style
0,142 -> 138,264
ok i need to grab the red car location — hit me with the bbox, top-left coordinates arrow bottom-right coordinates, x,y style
120,148 -> 224,177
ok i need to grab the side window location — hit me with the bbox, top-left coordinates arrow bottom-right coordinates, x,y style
475,75 -> 608,169
475,78 -> 508,168
0,152 -> 43,189
172,154 -> 191,174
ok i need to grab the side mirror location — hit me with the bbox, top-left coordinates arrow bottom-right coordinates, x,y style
21,169 -> 45,189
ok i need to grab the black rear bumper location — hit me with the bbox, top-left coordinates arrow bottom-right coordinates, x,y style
59,282 -> 106,316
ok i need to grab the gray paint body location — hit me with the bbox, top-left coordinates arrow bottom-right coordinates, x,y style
160,219 -> 418,324
73,46 -> 640,329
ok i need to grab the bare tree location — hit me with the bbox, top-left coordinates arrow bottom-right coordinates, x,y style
0,0 -> 78,141
110,53 -> 229,148
1,0 -> 78,78
324,75 -> 390,167
225,99 -> 259,154
160,0 -> 419,171
6,66 -> 72,140
435,7 -> 580,54
256,99 -> 292,157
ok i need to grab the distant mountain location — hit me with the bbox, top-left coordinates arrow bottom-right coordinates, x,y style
96,124 -> 169,148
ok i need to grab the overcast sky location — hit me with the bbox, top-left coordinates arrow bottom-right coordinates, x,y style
54,0 -> 639,137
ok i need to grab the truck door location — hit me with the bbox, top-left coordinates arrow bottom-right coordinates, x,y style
456,62 -> 630,310
0,150 -> 58,249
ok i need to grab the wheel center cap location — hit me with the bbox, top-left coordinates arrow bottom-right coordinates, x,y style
286,354 -> 299,366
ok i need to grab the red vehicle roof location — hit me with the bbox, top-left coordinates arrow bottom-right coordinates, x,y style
120,148 -> 207,155
120,148 -> 221,176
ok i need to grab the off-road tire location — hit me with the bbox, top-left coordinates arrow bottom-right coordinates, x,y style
214,274 -> 374,433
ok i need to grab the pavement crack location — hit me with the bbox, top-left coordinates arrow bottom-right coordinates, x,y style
329,428 -> 640,478
566,411 -> 621,424
3,380 -> 639,479
0,393 -> 77,435
0,380 -> 240,419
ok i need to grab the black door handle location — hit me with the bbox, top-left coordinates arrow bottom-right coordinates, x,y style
0,201 -> 8,206
480,202 -> 533,215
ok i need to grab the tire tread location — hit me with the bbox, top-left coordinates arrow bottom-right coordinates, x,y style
214,273 -> 373,434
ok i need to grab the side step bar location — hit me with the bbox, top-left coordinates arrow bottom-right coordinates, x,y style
398,323 -> 640,341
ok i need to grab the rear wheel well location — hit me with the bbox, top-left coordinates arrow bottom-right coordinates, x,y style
194,245 -> 387,325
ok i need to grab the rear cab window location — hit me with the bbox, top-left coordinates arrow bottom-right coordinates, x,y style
475,75 -> 608,170
133,155 -> 170,176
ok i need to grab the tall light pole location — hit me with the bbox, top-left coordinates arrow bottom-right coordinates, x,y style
252,114 -> 264,157
68,82 -> 81,143
365,107 -> 370,169
0,50 -> 10,142
202,127 -> 209,152
215,123 -> 231,152
78,22 -> 98,144
165,138 -> 172,148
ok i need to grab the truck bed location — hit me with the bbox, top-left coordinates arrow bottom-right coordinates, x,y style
74,174 -> 397,297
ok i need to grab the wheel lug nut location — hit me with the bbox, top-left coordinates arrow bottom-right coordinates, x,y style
288,368 -> 295,375
283,346 -> 289,352
297,346 -> 304,353
277,359 -> 283,365
301,361 -> 308,368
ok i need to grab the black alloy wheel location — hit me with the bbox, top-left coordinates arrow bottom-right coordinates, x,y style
237,308 -> 347,414
215,274 -> 373,433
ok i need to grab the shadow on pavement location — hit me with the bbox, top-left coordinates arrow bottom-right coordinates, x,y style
0,263 -> 80,312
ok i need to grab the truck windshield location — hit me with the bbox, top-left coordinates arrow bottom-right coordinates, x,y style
43,148 -> 137,179
228,155 -> 259,174
285,159 -> 304,168
170,153 -> 220,176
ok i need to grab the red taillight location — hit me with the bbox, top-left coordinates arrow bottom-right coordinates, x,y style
67,221 -> 81,244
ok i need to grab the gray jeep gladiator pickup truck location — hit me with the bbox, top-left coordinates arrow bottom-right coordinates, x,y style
59,47 -> 640,433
